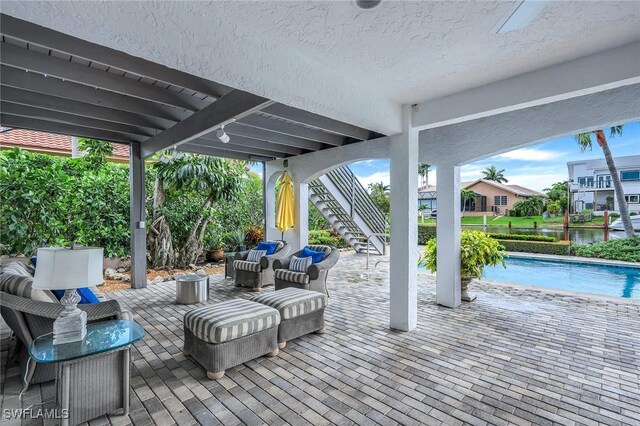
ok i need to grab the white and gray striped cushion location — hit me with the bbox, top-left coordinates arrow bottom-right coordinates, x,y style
234,260 -> 262,272
251,288 -> 327,320
274,269 -> 310,285
184,299 -> 280,344
0,262 -> 58,303
246,249 -> 267,263
289,255 -> 311,272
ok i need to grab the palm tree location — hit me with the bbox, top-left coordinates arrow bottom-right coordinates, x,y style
461,189 -> 477,212
482,165 -> 508,183
368,181 -> 390,195
418,164 -> 431,188
368,181 -> 390,215
575,126 -> 634,237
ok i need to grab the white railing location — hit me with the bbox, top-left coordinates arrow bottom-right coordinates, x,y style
366,232 -> 390,269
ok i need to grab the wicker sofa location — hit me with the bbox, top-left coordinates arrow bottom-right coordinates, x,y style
272,245 -> 339,296
0,261 -> 131,384
233,241 -> 290,291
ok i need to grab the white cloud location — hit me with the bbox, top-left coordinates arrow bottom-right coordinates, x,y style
495,147 -> 561,161
355,171 -> 390,189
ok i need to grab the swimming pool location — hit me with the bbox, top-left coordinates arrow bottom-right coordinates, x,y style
480,257 -> 640,299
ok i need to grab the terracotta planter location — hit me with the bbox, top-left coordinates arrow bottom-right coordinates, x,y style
461,276 -> 477,302
210,249 -> 224,262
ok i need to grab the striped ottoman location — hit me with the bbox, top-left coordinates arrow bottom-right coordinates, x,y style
183,299 -> 280,380
251,288 -> 327,349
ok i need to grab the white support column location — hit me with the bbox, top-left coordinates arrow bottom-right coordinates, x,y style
389,106 -> 418,332
436,163 -> 461,308
129,142 -> 147,289
289,179 -> 309,252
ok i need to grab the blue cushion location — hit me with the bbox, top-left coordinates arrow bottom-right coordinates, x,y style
51,288 -> 100,304
256,242 -> 278,255
299,247 -> 325,264
30,256 -> 37,267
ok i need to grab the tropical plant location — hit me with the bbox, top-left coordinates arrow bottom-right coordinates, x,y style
244,224 -> 264,247
482,165 -> 508,183
543,181 -> 568,213
418,164 -> 431,188
546,200 -> 561,216
223,229 -> 246,251
573,237 -> 640,262
368,181 -> 390,215
77,138 -> 115,169
575,125 -> 634,237
419,230 -> 506,278
461,189 -> 477,212
149,152 -> 246,267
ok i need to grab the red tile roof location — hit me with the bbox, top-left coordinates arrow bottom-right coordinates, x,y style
0,128 -> 129,160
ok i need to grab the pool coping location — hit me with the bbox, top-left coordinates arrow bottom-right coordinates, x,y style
505,252 -> 640,269
479,279 -> 640,305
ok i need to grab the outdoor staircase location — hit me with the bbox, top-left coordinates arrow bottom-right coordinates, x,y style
309,166 -> 388,255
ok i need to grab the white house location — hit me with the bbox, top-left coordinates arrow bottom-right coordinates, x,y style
567,154 -> 640,214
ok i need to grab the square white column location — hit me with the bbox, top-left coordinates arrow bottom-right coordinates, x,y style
290,181 -> 309,252
389,107 -> 418,332
436,163 -> 461,308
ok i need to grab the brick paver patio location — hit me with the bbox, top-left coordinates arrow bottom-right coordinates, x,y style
2,252 -> 639,425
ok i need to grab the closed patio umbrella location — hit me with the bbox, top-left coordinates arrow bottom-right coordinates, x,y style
275,172 -> 295,238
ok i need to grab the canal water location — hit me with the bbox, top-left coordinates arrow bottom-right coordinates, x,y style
463,225 -> 609,245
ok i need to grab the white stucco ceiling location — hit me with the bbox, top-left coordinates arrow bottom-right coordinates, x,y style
2,1 -> 639,135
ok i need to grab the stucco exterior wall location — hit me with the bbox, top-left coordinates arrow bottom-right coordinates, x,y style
464,181 -> 527,215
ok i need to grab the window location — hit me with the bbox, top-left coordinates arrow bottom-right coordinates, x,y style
625,194 -> 640,204
621,170 -> 640,181
494,195 -> 507,206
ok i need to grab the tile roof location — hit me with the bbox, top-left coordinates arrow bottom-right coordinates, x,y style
0,128 -> 129,160
464,179 -> 546,197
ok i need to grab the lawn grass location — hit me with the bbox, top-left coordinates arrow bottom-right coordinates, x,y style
418,215 -> 606,227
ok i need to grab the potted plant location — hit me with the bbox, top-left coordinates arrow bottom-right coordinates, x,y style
206,234 -> 225,262
419,230 -> 506,302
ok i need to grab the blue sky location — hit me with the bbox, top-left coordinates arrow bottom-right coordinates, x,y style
351,122 -> 640,192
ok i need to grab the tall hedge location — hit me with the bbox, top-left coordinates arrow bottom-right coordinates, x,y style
0,148 -> 130,257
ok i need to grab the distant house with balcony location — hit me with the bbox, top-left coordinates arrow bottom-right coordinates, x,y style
418,179 -> 545,216
567,154 -> 640,214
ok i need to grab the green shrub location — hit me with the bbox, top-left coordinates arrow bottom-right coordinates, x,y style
498,240 -> 570,255
308,230 -> 350,248
418,224 -> 437,244
573,237 -> 640,262
487,233 -> 556,242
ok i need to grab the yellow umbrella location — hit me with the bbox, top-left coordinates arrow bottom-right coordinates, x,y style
275,172 -> 295,236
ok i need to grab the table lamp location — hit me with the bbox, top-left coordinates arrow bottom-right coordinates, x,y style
32,247 -> 104,345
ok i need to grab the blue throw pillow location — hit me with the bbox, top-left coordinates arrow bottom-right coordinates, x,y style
51,288 -> 100,304
299,247 -> 325,264
256,241 -> 278,255
30,256 -> 37,267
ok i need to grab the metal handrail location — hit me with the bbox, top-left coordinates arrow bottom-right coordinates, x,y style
366,232 -> 390,269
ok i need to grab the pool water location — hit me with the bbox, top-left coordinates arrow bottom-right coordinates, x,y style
481,258 -> 640,299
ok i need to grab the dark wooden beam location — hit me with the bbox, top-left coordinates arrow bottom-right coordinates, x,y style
221,122 -> 325,151
239,114 -> 345,146
188,138 -> 289,158
177,143 -> 274,162
141,90 -> 272,157
0,43 -> 208,110
0,114 -> 137,144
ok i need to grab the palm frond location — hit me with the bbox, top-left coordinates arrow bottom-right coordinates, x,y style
574,132 -> 593,152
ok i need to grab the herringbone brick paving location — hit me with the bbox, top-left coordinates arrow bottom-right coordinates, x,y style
2,252 -> 639,425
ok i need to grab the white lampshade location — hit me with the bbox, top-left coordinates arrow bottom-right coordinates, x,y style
32,247 -> 104,290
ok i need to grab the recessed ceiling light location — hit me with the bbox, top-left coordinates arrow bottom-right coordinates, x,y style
355,0 -> 382,10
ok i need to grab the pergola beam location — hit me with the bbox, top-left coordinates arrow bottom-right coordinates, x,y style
0,85 -> 167,131
0,114 -> 137,144
1,66 -> 181,123
223,123 -> 324,151
240,115 -> 345,147
199,133 -> 304,156
0,14 -> 232,99
141,90 -> 272,157
0,43 -> 207,111
187,139 -> 289,158
178,143 -> 274,162
0,102 -> 153,138
262,103 -> 372,140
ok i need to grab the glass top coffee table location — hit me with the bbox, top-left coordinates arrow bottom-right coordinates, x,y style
29,320 -> 145,426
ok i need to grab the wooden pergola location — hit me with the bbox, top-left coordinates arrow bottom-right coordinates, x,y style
0,14 -> 382,288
